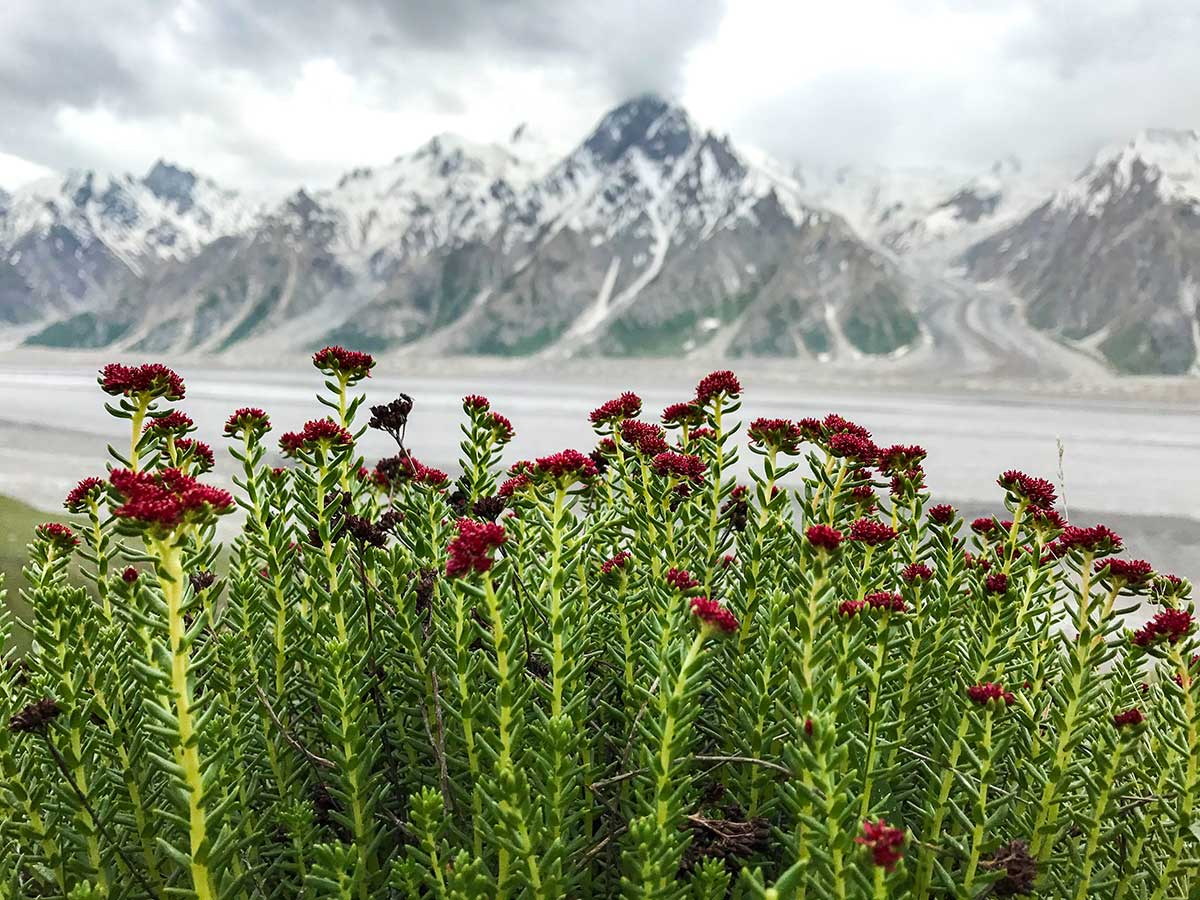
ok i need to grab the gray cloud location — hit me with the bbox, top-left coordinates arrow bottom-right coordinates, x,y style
0,0 -> 723,188
717,0 -> 1200,175
2,0 -> 1200,192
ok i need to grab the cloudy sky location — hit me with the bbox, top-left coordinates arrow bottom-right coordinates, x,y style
2,0 -> 1198,194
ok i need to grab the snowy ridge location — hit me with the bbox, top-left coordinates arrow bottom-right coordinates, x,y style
1052,128 -> 1200,215
0,162 -> 260,271
317,131 -> 554,263
799,157 -> 1065,258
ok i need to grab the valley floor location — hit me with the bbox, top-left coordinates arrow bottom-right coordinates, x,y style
0,349 -> 1196,584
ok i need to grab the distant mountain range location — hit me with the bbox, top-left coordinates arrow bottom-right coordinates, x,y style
2,95 -> 1198,375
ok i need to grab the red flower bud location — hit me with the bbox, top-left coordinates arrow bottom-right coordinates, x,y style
806,524 -> 844,552
690,596 -> 739,633
856,819 -> 906,872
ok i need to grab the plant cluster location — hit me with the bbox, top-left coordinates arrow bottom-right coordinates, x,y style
0,352 -> 1196,899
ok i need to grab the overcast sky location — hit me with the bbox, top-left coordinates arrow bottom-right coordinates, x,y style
2,0 -> 1199,194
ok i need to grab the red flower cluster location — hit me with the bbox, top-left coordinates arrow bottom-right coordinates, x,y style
998,469 -> 1057,510
600,550 -> 632,577
661,401 -> 704,428
928,503 -> 956,525
1132,609 -> 1194,647
534,449 -> 598,486
796,417 -> 825,443
865,591 -> 906,612
856,819 -> 906,872
224,407 -> 271,438
590,391 -> 642,425
877,444 -> 927,475
35,522 -> 79,550
849,518 -> 898,546
375,454 -> 448,489
487,411 -> 515,443
109,468 -> 233,530
828,432 -> 878,465
968,683 -> 1016,706
806,524 -> 844,552
312,346 -> 374,381
1030,508 -> 1066,532
651,451 -> 706,482
689,427 -> 716,442
498,473 -> 531,498
839,599 -> 866,617
100,363 -> 186,401
823,414 -> 871,440
694,370 -> 742,406
413,463 -> 449,488
748,418 -> 803,455
964,552 -> 993,572
985,573 -> 1009,594
445,518 -> 507,578
143,410 -> 195,435
463,394 -> 491,413
122,567 -> 139,583
620,420 -> 669,455
850,484 -> 877,512
972,517 -> 1012,537
1113,707 -> 1145,729
901,563 -> 933,583
280,419 -> 354,456
690,596 -> 739,633
1055,524 -> 1123,556
176,438 -> 214,472
64,476 -> 106,512
1096,558 -> 1154,587
666,568 -> 699,591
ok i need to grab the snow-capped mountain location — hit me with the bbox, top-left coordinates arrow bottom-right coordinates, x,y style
9,95 -> 918,361
3,100 -> 1198,375
964,129 -> 1200,374
0,161 -> 260,332
319,95 -> 919,359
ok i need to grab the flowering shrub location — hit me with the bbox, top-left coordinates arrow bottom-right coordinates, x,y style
1,353 -> 1197,899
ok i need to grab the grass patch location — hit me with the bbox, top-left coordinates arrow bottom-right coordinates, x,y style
25,311 -> 132,348
0,494 -> 58,653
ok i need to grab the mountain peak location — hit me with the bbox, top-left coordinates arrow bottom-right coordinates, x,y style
143,160 -> 199,212
1063,127 -> 1200,212
584,94 -> 695,165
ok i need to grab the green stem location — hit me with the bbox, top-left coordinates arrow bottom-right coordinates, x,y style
155,537 -> 217,900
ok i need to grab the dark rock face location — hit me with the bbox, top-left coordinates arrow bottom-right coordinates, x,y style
143,160 -> 198,213
936,188 -> 1000,224
583,94 -> 695,165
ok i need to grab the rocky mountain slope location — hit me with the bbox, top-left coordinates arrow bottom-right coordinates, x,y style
963,130 -> 1200,375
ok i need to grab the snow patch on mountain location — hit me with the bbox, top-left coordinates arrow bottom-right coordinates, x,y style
798,157 -> 1064,259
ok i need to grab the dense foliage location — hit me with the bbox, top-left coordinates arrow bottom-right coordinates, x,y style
1,352 -> 1196,899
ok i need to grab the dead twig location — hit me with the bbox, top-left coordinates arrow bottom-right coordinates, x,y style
253,682 -> 335,769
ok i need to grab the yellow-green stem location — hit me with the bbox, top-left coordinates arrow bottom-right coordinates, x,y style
156,537 -> 217,900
